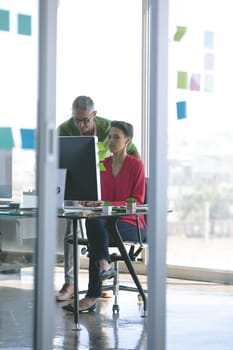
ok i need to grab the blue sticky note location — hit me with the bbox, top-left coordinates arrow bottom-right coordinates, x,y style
20,128 -> 36,149
204,31 -> 214,49
18,14 -> 32,36
0,127 -> 14,149
0,9 -> 10,31
176,101 -> 187,120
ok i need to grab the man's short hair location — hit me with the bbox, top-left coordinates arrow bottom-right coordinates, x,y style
72,96 -> 95,112
111,121 -> 133,138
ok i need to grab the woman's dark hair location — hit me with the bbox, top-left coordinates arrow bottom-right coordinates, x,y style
110,121 -> 133,138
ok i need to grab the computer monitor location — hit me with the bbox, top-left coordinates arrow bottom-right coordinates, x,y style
58,136 -> 101,201
0,149 -> 12,200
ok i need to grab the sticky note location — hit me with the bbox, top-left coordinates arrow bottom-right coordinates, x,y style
204,75 -> 214,93
18,14 -> 31,36
174,26 -> 187,41
176,101 -> 187,120
20,128 -> 36,149
0,127 -> 14,149
98,152 -> 105,161
99,162 -> 106,171
98,142 -> 105,151
204,53 -> 215,70
177,71 -> 188,89
204,31 -> 214,49
190,74 -> 201,91
0,9 -> 10,31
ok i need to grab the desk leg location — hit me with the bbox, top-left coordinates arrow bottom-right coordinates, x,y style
112,217 -> 147,317
72,218 -> 81,330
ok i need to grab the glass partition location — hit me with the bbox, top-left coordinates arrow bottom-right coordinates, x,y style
0,1 -> 38,347
56,0 -> 143,151
56,0 -> 233,276
167,0 -> 233,271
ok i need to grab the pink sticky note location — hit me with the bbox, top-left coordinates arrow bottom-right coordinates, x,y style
190,74 -> 201,91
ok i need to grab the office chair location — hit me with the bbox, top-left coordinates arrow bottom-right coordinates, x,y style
72,180 -> 148,316
101,216 -> 147,316
103,177 -> 148,315
74,215 -> 147,316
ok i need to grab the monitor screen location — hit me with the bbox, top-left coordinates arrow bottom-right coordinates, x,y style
0,149 -> 12,199
58,136 -> 101,201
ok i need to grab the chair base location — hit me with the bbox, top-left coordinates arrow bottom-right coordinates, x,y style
78,270 -> 147,317
75,221 -> 148,316
102,283 -> 147,296
102,282 -> 147,316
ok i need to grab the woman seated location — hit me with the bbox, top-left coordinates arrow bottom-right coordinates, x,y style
63,120 -> 147,312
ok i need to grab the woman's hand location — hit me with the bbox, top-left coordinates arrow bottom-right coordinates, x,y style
79,200 -> 104,207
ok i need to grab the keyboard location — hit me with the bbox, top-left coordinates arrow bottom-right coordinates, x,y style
63,205 -> 102,211
0,201 -> 11,209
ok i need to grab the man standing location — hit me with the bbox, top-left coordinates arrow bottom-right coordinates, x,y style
59,95 -> 140,157
56,95 -> 140,301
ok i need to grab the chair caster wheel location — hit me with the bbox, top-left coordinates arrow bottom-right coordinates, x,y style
137,293 -> 143,301
112,304 -> 120,314
81,247 -> 88,255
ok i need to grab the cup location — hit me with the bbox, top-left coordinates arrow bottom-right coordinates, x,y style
126,202 -> 136,213
102,205 -> 112,214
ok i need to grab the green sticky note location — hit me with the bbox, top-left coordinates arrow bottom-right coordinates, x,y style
98,151 -> 105,161
0,9 -> 10,31
18,14 -> 31,36
174,26 -> 187,41
99,162 -> 106,171
98,141 -> 106,151
177,71 -> 188,89
0,127 -> 14,149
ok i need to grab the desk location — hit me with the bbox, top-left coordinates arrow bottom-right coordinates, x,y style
0,208 -> 147,329
59,208 -> 148,329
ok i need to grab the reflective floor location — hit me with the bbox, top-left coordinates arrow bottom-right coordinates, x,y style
1,265 -> 233,349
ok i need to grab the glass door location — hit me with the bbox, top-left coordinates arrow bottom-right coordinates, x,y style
0,1 -> 57,348
0,1 -> 38,348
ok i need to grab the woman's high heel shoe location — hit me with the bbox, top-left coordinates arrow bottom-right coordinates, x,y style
62,302 -> 96,313
99,267 -> 116,281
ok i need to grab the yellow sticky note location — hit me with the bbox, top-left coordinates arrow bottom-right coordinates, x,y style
174,26 -> 187,41
98,141 -> 105,151
99,162 -> 106,171
177,71 -> 188,89
98,151 -> 105,161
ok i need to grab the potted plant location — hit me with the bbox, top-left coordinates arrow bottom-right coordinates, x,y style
102,200 -> 112,214
126,197 -> 136,213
